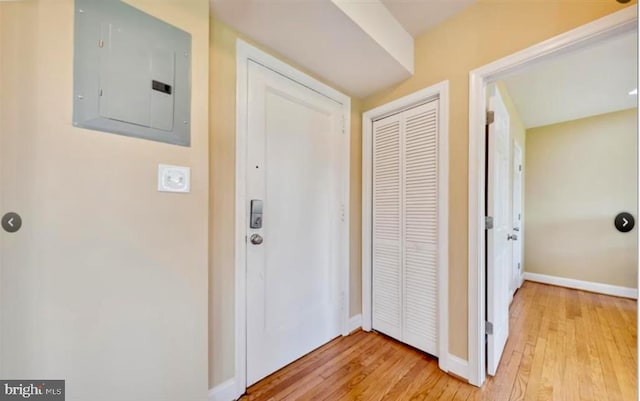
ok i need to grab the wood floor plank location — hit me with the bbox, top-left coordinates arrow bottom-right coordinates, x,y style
595,299 -> 636,401
408,373 -> 451,401
522,337 -> 547,400
576,297 -> 606,401
342,347 -> 421,401
304,341 -> 398,401
450,382 -> 474,401
433,375 -> 463,401
379,354 -> 431,400
329,340 -> 411,400
239,281 -> 637,401
246,331 -> 366,395
509,343 -> 534,401
558,316 -> 580,401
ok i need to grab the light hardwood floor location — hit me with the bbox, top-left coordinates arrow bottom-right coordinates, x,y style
240,281 -> 637,401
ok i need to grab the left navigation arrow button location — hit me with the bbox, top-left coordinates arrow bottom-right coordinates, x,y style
2,212 -> 22,233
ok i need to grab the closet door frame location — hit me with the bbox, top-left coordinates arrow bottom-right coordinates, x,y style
362,81 -> 450,373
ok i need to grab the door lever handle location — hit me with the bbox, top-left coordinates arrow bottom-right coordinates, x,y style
507,234 -> 518,241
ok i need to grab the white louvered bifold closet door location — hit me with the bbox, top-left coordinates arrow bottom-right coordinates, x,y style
372,99 -> 439,356
402,101 -> 439,355
372,113 -> 403,340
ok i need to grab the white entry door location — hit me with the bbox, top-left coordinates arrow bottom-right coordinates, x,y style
486,91 -> 511,376
511,143 -> 523,295
246,60 -> 344,386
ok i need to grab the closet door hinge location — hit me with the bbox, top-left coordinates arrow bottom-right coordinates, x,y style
342,116 -> 346,134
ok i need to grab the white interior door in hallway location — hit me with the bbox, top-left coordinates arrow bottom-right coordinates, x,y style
486,90 -> 512,376
245,60 -> 344,386
371,100 -> 441,357
511,142 -> 523,296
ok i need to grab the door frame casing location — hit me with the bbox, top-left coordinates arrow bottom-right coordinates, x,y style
467,6 -> 637,387
361,81 -> 450,373
234,39 -> 351,398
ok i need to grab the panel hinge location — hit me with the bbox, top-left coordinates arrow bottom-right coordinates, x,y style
342,115 -> 346,134
485,216 -> 494,230
486,110 -> 495,125
519,164 -> 522,172
518,262 -> 521,270
485,321 -> 494,335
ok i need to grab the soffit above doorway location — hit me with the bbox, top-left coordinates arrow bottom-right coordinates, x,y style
210,0 -> 477,98
380,0 -> 477,37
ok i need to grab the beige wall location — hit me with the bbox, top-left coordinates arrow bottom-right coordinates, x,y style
362,0 -> 634,360
208,17 -> 363,387
525,109 -> 638,288
0,1 -> 210,400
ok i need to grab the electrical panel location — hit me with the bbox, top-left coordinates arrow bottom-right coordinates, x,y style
73,0 -> 191,146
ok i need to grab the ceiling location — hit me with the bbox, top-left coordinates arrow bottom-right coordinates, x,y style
501,29 -> 638,129
381,0 -> 476,37
211,0 -> 477,97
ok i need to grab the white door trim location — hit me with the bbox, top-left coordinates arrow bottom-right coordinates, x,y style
361,81 -> 450,373
467,7 -> 637,387
234,39 -> 351,399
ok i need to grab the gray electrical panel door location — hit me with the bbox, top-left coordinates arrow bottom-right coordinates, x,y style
73,0 -> 191,146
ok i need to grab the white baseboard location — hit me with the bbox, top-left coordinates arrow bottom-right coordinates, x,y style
442,354 -> 469,381
348,314 -> 362,333
524,272 -> 638,299
208,378 -> 241,401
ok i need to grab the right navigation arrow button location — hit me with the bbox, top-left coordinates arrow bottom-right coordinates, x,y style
615,212 -> 634,233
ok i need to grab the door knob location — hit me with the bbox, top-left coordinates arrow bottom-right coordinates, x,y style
507,234 -> 518,241
250,234 -> 264,245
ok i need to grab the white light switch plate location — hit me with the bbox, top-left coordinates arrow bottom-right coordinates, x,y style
158,164 -> 190,193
